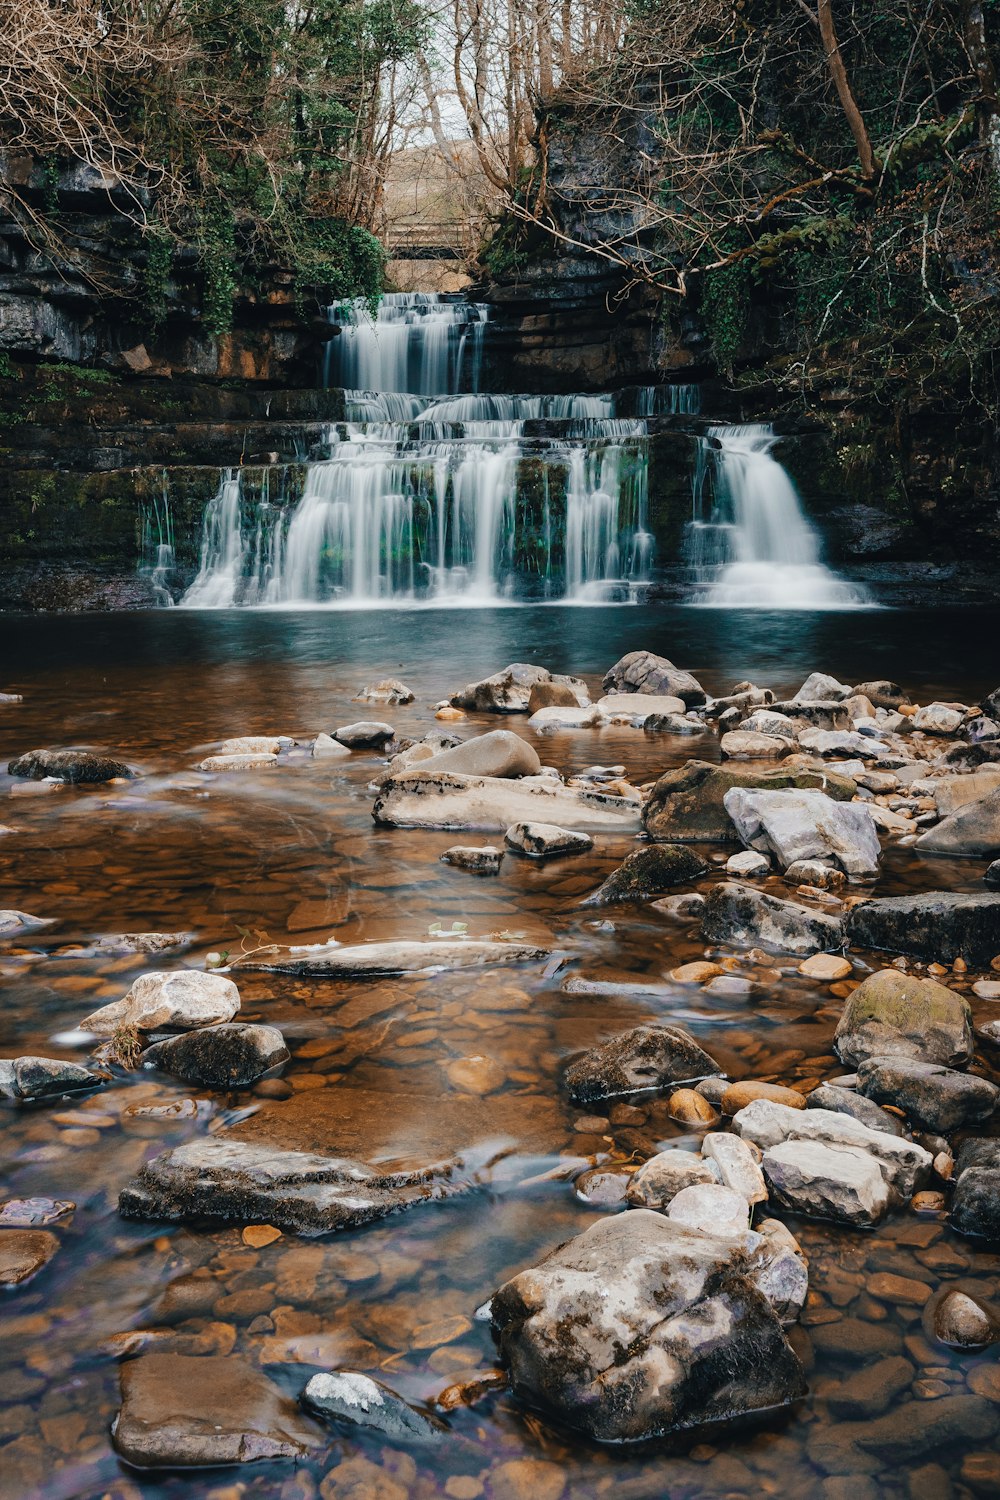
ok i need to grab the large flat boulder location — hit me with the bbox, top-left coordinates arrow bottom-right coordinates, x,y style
7,747 -> 136,783
917,787 -> 1000,857
491,1211 -> 805,1442
846,892 -> 1000,967
0,1229 -> 59,1287
835,970 -> 972,1068
762,1139 -> 892,1226
113,1353 -> 320,1467
723,787 -> 880,879
856,1057 -> 999,1134
373,770 -> 641,833
642,760 -> 856,843
732,1098 -> 931,1200
504,822 -> 593,858
701,882 -> 845,955
243,936 -> 551,977
565,1024 -> 719,1104
451,664 -> 588,713
81,970 -> 241,1035
140,1023 -> 288,1088
416,730 -> 540,779
118,1139 -> 448,1234
581,845 -> 707,906
602,650 -> 706,707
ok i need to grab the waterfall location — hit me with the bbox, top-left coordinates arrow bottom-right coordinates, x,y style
688,424 -> 870,609
180,295 -> 674,608
139,481 -> 176,606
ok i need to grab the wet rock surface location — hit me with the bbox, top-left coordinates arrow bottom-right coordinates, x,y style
0,1055 -> 102,1102
857,1057 -> 999,1133
491,1210 -> 805,1442
846,892 -> 1000,966
504,821 -> 593,857
373,769 -> 642,832
580,843 -> 707,905
835,970 -> 973,1068
642,759 -> 855,842
140,1023 -> 289,1087
6,747 -> 136,782
602,650 -> 706,707
565,1024 -> 720,1103
0,1228 -> 59,1286
701,881 -> 845,954
80,968 -> 241,1034
302,1370 -> 441,1440
451,664 -> 588,713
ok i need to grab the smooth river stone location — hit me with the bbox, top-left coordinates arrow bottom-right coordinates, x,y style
0,1229 -> 59,1287
242,936 -> 551,977
80,969 -> 241,1035
372,770 -> 642,833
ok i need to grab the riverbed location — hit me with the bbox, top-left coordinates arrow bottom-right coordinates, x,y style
2,604 -> 1000,1499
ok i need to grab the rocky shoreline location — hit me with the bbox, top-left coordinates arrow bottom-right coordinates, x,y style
4,649 -> 1000,1491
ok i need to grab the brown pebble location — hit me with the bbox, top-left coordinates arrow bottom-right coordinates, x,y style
798,954 -> 852,981
967,1366 -> 1000,1403
670,961 -> 724,984
242,1225 -> 282,1248
914,1378 -> 950,1398
253,1079 -> 293,1100
487,1458 -> 565,1500
868,1272 -> 932,1307
667,1089 -> 719,1125
721,1081 -> 806,1114
446,1056 -> 506,1095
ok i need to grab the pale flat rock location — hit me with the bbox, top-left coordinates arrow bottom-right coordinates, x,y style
721,731 -> 795,759
243,937 -> 551,976
528,704 -> 607,731
667,1182 -> 751,1240
112,1353 -> 320,1467
419,730 -> 540,778
440,845 -> 504,874
917,787 -> 1000,858
702,1132 -> 768,1204
595,693 -> 686,723
504,822 -> 593,858
81,970 -> 241,1035
732,1098 -> 931,1198
354,679 -> 414,705
199,752 -> 277,772
723,787 -> 880,879
0,910 -> 54,935
798,730 -> 889,759
217,736 -> 282,755
312,732 -> 351,760
763,1138 -> 892,1226
625,1150 -> 720,1209
372,770 -> 642,833
727,850 -> 770,878
933,769 -> 1000,817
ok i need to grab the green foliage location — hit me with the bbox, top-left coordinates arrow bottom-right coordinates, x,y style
198,210 -> 238,336
142,231 -> 175,333
700,259 -> 754,372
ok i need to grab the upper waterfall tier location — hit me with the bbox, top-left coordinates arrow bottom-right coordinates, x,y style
687,424 -> 871,610
326,292 -> 489,396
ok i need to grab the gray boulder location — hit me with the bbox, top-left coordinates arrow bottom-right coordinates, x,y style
118,1138 -> 446,1234
141,1023 -> 289,1088
451,664 -> 588,714
724,787 -> 880,879
333,721 -> 395,749
932,1289 -> 999,1349
853,681 -> 910,711
80,970 -> 241,1035
701,882 -> 845,955
857,1057 -> 999,1134
733,1098 -> 931,1200
372,770 -> 641,833
504,822 -> 593,858
0,1055 -> 102,1103
846,892 -> 1000,967
440,845 -> 504,875
490,1210 -> 805,1442
792,672 -> 852,702
602,650 -> 706,707
0,910 -> 54,936
951,1140 -> 1000,1241
625,1149 -> 720,1209
581,845 -> 707,906
418,730 -> 540,779
834,970 -> 973,1068
301,1371 -> 440,1441
750,1219 -> 809,1326
917,787 -> 1000,857
762,1138 -> 892,1226
806,1083 -> 902,1136
7,747 -> 136,783
353,679 -> 414,704
642,760 -> 856,843
565,1024 -> 719,1104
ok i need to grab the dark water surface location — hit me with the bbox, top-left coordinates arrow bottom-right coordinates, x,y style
1,605 -> 999,1500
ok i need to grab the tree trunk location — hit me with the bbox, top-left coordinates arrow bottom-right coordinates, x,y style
816,0 -> 877,180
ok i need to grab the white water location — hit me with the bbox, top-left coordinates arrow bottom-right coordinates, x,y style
181,295 -> 685,608
688,424 -> 870,610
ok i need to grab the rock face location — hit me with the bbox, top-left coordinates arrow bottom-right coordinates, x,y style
118,1139 -> 447,1234
243,937 -> 551,977
701,882 -> 845,955
762,1138 -> 893,1226
723,788 -> 880,879
642,761 -> 856,843
805,1083 -> 902,1135
372,770 -> 642,833
80,970 -> 241,1035
0,1229 -> 59,1287
602,651 -> 706,707
113,1353 -> 320,1467
141,1023 -> 289,1088
7,747 -> 135,782
565,1024 -> 719,1103
856,1057 -> 999,1133
417,730 -> 540,779
0,1055 -> 101,1102
834,970 -> 973,1068
491,1210 -> 805,1442
301,1372 -> 440,1441
950,1140 -> 1000,1241
846,892 -> 1000,967
450,663 -> 588,713
581,845 -> 707,906
917,787 -> 1000,857
504,822 -> 593,858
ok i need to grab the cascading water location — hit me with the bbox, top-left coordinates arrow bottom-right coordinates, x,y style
687,424 -> 870,609
181,294 -> 685,607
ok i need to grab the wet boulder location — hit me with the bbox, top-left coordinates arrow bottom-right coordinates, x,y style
642,760 -> 856,843
301,1371 -> 441,1441
417,730 -> 540,779
0,910 -> 54,936
527,679 -> 582,713
440,845 -> 504,875
333,721 -> 395,749
761,1138 -> 893,1226
80,970 -> 241,1035
853,681 -> 910,711
792,672 -> 852,702
701,882 -> 845,955
602,650 -> 706,707
917,787 -> 1000,858
857,1057 -> 999,1134
0,1055 -> 102,1103
845,892 -> 1000,967
112,1352 -> 320,1468
750,1218 -> 809,1326
7,747 -> 136,783
565,1024 -> 719,1104
451,664 -> 588,714
504,822 -> 593,858
373,770 -> 641,833
625,1149 -> 720,1209
931,1289 -> 999,1349
834,970 -> 973,1069
805,1083 -> 903,1135
950,1139 -> 1000,1241
118,1138 -> 445,1234
141,1023 -> 288,1088
912,703 -> 964,735
490,1210 -> 805,1443
723,787 -> 880,880
581,844 -> 707,906
354,679 -> 414,705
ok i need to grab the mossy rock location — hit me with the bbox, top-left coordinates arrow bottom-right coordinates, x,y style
835,969 -> 972,1069
643,760 -> 857,843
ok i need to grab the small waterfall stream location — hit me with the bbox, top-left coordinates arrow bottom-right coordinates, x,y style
687,424 -> 870,609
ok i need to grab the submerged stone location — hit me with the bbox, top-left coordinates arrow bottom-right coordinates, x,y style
491,1210 -> 805,1443
118,1138 -> 449,1235
113,1352 -> 320,1468
0,1229 -> 59,1287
